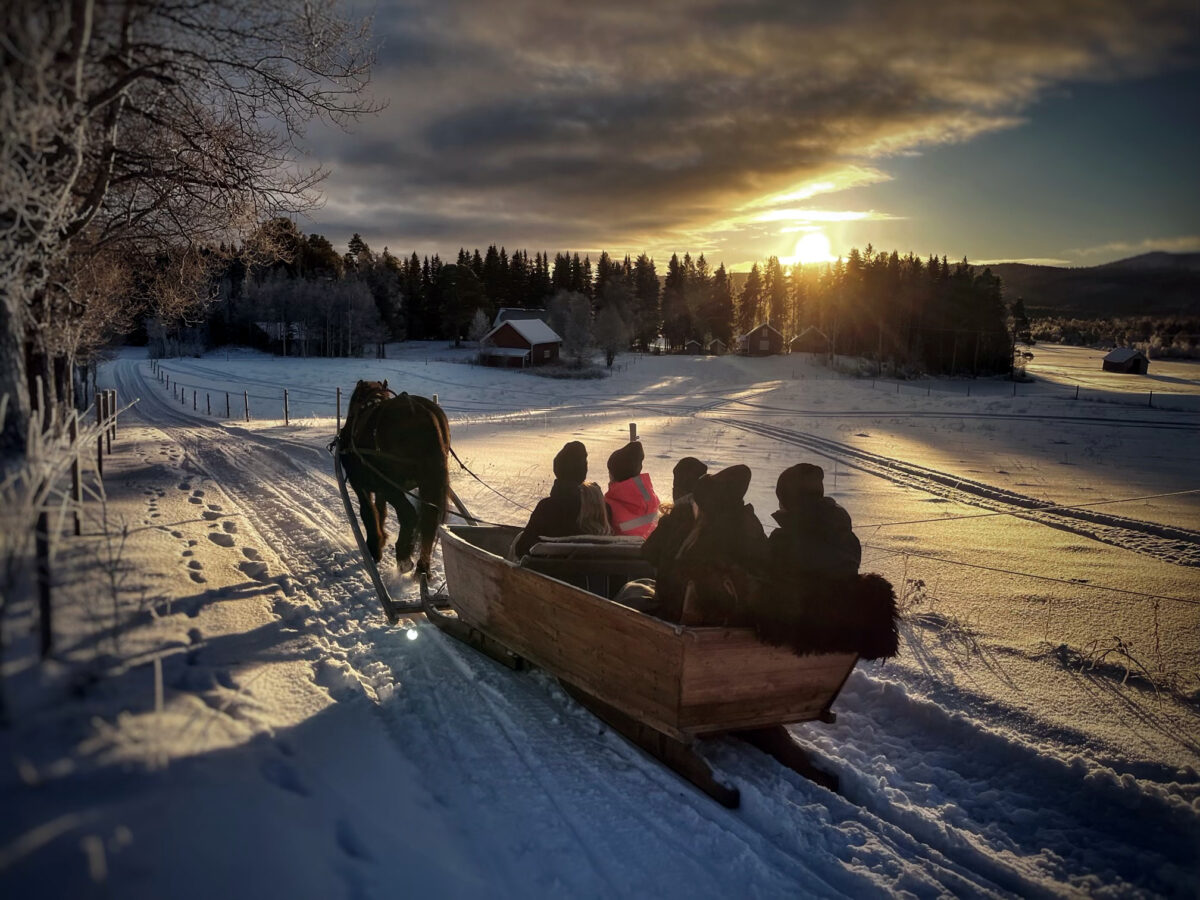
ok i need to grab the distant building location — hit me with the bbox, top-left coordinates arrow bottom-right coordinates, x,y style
738,323 -> 784,357
1102,347 -> 1149,374
788,326 -> 831,355
707,338 -> 727,355
479,318 -> 562,367
683,339 -> 703,354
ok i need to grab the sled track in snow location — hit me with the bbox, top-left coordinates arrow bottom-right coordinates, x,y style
711,417 -> 1200,568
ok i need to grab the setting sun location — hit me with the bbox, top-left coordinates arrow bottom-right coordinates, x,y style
791,231 -> 835,264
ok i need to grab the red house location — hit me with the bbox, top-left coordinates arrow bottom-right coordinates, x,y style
479,318 -> 563,367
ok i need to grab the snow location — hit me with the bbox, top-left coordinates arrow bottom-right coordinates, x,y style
482,318 -> 562,346
2,341 -> 1199,898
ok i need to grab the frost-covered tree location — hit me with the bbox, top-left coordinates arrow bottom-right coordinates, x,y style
468,308 -> 491,344
548,290 -> 592,365
0,0 -> 376,471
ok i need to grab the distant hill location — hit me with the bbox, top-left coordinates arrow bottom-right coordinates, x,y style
988,252 -> 1200,318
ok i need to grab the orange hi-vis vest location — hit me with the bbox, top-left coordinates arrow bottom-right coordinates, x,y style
605,473 -> 660,538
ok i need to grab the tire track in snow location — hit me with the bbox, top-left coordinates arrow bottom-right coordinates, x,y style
711,416 -> 1200,568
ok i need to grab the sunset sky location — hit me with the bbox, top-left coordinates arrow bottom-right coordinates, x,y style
306,0 -> 1200,271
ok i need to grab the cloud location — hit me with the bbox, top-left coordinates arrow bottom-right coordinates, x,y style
305,0 -> 1198,260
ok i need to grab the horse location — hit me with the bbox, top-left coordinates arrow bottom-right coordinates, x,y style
338,380 -> 451,576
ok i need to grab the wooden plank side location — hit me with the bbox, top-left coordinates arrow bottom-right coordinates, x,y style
440,526 -> 686,736
678,631 -> 856,733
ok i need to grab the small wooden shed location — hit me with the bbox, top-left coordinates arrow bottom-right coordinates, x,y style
1102,348 -> 1149,374
788,326 -> 831,355
683,339 -> 703,355
479,318 -> 563,367
739,323 -> 784,357
707,338 -> 727,356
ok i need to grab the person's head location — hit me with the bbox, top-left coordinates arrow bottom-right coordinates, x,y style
607,440 -> 645,483
577,482 -> 613,535
692,464 -> 752,519
553,441 -> 588,485
776,463 -> 824,509
672,456 -> 707,501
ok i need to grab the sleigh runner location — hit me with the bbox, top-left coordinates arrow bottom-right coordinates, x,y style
421,524 -> 858,807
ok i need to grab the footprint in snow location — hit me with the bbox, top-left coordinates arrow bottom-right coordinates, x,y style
187,560 -> 202,570
222,520 -> 238,534
242,547 -> 260,560
178,482 -> 190,491
239,560 -> 269,582
189,570 -> 207,584
192,489 -> 205,498
261,759 -> 309,796
188,496 -> 203,505
202,511 -> 222,521
208,533 -> 235,548
335,819 -> 373,861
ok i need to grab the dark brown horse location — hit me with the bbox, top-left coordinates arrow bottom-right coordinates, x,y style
338,380 -> 451,576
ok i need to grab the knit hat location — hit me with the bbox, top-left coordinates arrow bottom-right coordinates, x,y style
553,441 -> 588,484
776,463 -> 824,508
607,440 -> 645,483
672,457 -> 708,501
692,464 -> 752,513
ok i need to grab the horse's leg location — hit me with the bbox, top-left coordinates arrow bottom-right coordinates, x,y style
373,492 -> 390,559
390,491 -> 419,574
415,460 -> 450,576
354,485 -> 384,563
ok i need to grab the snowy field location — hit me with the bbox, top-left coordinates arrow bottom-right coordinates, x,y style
2,341 -> 1198,898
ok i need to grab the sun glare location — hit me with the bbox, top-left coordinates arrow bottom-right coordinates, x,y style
792,231 -> 834,265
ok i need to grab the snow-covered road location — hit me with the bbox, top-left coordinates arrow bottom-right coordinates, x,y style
4,347 -> 1198,898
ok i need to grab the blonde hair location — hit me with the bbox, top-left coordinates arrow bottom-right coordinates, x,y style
577,482 -> 613,535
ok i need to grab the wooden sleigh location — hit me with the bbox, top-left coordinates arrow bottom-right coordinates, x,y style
421,524 -> 858,808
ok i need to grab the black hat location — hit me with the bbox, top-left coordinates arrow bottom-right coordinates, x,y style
553,441 -> 588,484
672,457 -> 708,501
607,440 -> 645,482
776,463 -> 824,508
692,464 -> 752,513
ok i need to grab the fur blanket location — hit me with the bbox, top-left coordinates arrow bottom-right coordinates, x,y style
747,572 -> 899,660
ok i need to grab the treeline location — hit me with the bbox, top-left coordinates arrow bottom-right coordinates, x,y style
201,219 -> 1014,376
1033,316 -> 1200,359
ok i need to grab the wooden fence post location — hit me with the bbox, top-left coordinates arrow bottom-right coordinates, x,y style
284,389 -> 289,425
1148,391 -> 1153,407
433,393 -> 438,405
193,390 -> 197,411
36,510 -> 52,658
206,393 -> 211,415
226,392 -> 231,419
96,393 -> 104,478
70,412 -> 81,536
629,422 -> 637,441
244,390 -> 250,422
336,387 -> 341,430
104,391 -> 112,454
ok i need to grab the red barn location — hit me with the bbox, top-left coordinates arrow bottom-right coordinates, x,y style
479,318 -> 563,367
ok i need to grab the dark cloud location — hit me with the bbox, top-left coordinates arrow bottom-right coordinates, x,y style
306,0 -> 1198,256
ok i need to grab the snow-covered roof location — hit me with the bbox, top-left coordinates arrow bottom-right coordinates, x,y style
494,307 -> 549,327
482,318 -> 562,346
1103,348 -> 1145,363
740,322 -> 783,339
